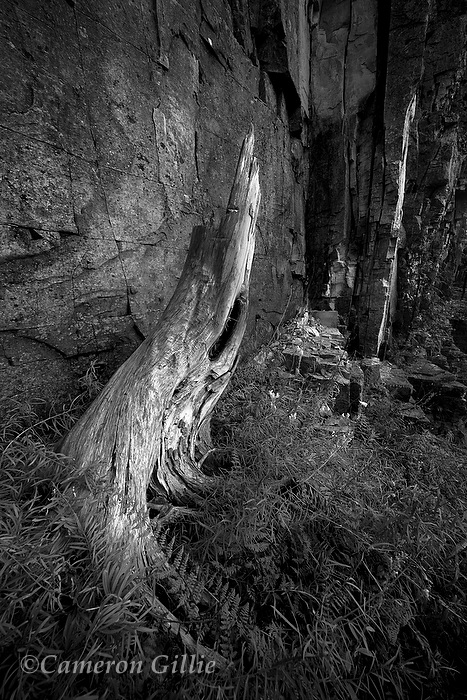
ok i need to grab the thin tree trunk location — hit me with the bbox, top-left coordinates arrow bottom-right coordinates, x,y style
59,128 -> 260,561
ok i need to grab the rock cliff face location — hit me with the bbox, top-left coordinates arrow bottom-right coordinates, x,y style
1,0 -> 466,400
0,0 -> 309,399
307,0 -> 467,354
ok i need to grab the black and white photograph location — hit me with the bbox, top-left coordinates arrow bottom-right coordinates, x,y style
1,1 -> 467,698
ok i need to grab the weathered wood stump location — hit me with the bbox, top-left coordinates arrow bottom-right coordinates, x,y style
59,129 -> 260,563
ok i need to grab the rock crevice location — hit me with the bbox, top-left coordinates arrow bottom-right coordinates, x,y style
1,0 -> 467,399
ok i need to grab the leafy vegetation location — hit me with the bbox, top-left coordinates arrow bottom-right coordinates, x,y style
1,353 -> 467,699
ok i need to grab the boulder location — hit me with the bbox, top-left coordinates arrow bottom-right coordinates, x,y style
310,310 -> 340,328
333,375 -> 351,415
361,357 -> 382,387
380,363 -> 413,401
406,359 -> 457,388
397,403 -> 431,424
349,363 -> 364,415
406,359 -> 467,419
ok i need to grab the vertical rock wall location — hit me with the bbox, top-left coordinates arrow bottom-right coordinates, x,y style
1,0 -> 467,399
398,0 -> 467,331
0,0 -> 309,400
306,0 -> 467,355
307,0 -> 378,330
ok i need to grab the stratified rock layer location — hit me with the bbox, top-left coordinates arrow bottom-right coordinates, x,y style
1,0 -> 467,400
0,0 -> 309,399
306,0 -> 467,355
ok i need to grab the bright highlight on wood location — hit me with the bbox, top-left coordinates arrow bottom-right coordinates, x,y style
59,129 -> 260,561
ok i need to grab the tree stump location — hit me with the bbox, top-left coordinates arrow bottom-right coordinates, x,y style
59,128 -> 260,564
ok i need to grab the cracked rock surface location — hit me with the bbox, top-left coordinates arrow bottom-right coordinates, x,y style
0,0 -> 308,400
2,0 -> 467,402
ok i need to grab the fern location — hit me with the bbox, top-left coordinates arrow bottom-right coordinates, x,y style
2,333 -> 467,700
230,448 -> 242,470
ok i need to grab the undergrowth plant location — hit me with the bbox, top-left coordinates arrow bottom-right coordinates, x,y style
1,356 -> 467,699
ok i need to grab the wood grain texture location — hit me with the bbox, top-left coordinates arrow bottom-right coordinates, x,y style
59,129 -> 260,558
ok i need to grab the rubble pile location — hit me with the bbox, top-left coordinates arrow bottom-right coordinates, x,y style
254,309 -> 467,438
269,310 -> 363,419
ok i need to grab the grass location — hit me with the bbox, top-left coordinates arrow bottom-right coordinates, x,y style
1,353 -> 467,699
